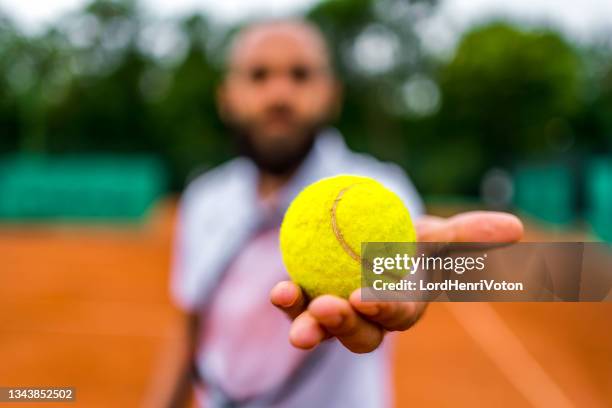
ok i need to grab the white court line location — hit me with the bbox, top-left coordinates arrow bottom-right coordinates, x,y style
445,303 -> 575,408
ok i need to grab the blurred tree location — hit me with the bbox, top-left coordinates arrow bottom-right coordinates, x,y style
308,0 -> 438,170
574,42 -> 612,151
416,22 -> 584,194
1,0 -> 611,197
148,15 -> 228,188
0,14 -> 21,153
46,0 -> 152,153
0,13 -> 76,153
593,65 -> 612,149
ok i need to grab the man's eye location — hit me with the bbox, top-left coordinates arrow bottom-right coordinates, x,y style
291,66 -> 311,83
249,67 -> 268,82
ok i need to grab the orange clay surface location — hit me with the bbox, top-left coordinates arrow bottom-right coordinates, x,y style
0,199 -> 610,407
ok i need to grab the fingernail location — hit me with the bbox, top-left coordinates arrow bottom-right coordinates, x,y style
281,291 -> 295,306
278,286 -> 297,307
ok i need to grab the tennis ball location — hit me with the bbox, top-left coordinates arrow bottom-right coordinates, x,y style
279,175 -> 416,299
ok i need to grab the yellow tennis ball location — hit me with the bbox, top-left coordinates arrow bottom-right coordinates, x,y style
280,174 -> 416,299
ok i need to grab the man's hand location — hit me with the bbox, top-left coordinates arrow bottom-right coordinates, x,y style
270,211 -> 524,353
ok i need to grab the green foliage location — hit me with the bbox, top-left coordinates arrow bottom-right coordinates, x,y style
416,22 -> 585,194
0,1 -> 611,195
440,23 -> 582,151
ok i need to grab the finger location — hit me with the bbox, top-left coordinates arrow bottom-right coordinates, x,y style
289,310 -> 326,350
450,211 -> 523,242
308,295 -> 384,354
349,289 -> 425,331
416,211 -> 523,243
414,215 -> 447,242
270,281 -> 306,320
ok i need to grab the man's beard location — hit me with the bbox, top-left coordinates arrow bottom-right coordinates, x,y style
231,125 -> 320,175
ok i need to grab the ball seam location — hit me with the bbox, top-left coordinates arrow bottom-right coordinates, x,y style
330,184 -> 362,263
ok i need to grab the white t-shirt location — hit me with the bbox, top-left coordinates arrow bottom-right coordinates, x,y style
171,128 -> 424,407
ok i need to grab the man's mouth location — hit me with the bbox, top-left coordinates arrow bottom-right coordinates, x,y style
262,115 -> 296,131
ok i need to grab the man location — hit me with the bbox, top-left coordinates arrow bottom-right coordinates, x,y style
163,19 -> 523,407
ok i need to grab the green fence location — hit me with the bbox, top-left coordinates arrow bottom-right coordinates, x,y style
0,154 -> 167,221
586,157 -> 612,242
513,163 -> 575,226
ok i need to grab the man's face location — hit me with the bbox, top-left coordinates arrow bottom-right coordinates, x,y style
218,23 -> 339,174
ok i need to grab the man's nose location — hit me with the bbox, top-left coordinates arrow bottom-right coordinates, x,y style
264,74 -> 296,102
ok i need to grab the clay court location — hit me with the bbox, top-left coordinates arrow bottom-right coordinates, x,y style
1,200 -> 611,407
